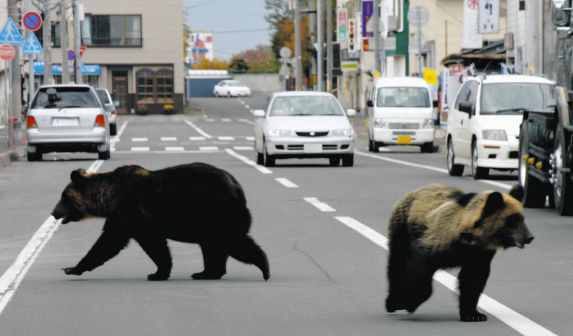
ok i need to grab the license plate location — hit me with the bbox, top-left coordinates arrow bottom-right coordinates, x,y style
52,118 -> 79,126
304,143 -> 322,153
397,136 -> 412,144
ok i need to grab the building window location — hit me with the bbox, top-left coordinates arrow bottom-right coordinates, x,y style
136,70 -> 155,104
36,21 -> 61,47
82,15 -> 142,47
156,70 -> 174,103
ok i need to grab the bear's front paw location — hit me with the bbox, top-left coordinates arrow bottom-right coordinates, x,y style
460,310 -> 488,322
147,273 -> 170,281
385,296 -> 405,313
62,267 -> 84,276
191,271 -> 224,280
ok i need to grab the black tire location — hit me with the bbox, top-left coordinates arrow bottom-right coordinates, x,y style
342,154 -> 354,167
421,142 -> 434,153
472,141 -> 489,179
372,139 -> 380,153
98,144 -> 111,160
263,139 -> 275,167
552,125 -> 573,215
329,156 -> 341,166
110,123 -> 117,136
447,139 -> 464,176
256,151 -> 264,165
27,150 -> 41,162
519,122 -> 548,208
368,135 -> 374,152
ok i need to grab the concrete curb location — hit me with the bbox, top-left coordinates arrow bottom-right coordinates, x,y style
0,145 -> 26,169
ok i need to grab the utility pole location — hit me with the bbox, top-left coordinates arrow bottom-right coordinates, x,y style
373,0 -> 381,74
294,0 -> 303,91
308,0 -> 316,91
326,0 -> 332,92
60,0 -> 70,83
7,0 -> 21,128
43,0 -> 55,85
28,0 -> 34,105
317,0 -> 323,91
73,0 -> 82,83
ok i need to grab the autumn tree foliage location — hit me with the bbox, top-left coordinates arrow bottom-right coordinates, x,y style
231,45 -> 280,74
190,58 -> 230,70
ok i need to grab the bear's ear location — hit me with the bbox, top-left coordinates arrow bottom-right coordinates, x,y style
481,192 -> 505,219
77,168 -> 86,175
509,184 -> 524,202
70,170 -> 88,190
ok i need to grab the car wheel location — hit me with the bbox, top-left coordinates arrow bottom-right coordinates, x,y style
215,91 -> 219,97
110,124 -> 117,136
329,156 -> 341,166
372,138 -> 380,153
472,141 -> 489,179
263,139 -> 275,167
368,135 -> 374,152
519,122 -> 548,208
98,143 -> 111,160
27,150 -> 41,162
342,154 -> 354,167
552,125 -> 573,215
421,142 -> 434,153
227,92 -> 231,98
447,139 -> 464,176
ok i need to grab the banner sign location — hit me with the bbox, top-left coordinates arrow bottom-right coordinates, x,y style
479,0 -> 500,33
361,0 -> 374,38
337,8 -> 347,41
462,0 -> 483,48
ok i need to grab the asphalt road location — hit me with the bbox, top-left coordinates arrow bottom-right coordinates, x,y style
0,92 -> 571,336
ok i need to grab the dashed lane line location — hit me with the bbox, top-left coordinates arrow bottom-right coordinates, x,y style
276,178 -> 298,188
225,148 -> 272,174
161,137 -> 177,141
304,197 -> 336,212
184,120 -> 212,139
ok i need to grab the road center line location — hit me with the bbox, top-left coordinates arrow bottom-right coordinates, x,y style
304,197 -> 336,212
276,178 -> 298,188
225,148 -> 273,174
355,150 -> 512,190
110,121 -> 129,151
184,120 -> 212,139
0,159 -> 105,316
239,119 -> 256,126
334,216 -> 557,336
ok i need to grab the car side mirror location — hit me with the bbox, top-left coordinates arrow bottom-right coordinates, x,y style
253,109 -> 266,118
459,102 -> 473,114
367,100 -> 374,108
105,104 -> 115,112
346,109 -> 356,117
114,101 -> 120,107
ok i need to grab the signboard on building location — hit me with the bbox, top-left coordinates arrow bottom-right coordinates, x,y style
479,0 -> 500,34
186,31 -> 214,65
462,0 -> 483,49
361,0 -> 374,38
348,19 -> 360,52
337,8 -> 347,41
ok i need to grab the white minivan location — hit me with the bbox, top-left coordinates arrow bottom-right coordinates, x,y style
367,77 -> 435,153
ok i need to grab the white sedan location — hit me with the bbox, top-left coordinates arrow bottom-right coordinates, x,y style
213,80 -> 251,97
253,92 -> 356,167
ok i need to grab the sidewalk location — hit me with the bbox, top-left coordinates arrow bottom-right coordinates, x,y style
0,126 -> 26,169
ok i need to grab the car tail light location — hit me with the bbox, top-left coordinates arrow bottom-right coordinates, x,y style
111,110 -> 116,115
27,116 -> 37,128
94,114 -> 106,127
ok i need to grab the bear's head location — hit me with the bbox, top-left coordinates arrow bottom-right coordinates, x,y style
51,169 -> 101,224
459,185 -> 534,250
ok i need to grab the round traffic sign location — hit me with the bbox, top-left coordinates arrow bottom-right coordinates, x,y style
407,6 -> 429,27
67,49 -> 75,60
279,47 -> 292,59
23,12 -> 42,31
0,44 -> 15,61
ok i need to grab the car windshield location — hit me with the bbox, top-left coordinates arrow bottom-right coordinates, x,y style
269,96 -> 344,117
31,87 -> 101,109
96,90 -> 111,104
227,81 -> 245,87
376,87 -> 430,108
480,83 -> 556,115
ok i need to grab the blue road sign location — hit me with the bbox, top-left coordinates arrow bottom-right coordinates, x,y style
23,32 -> 42,54
67,50 -> 75,60
0,18 -> 23,45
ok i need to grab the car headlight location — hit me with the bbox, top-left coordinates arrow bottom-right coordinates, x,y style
482,130 -> 508,141
331,128 -> 354,137
268,129 -> 294,137
423,119 -> 434,129
374,118 -> 387,128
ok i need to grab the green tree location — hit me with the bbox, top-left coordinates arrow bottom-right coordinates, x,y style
229,58 -> 250,73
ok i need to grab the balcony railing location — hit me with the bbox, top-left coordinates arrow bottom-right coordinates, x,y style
81,38 -> 142,47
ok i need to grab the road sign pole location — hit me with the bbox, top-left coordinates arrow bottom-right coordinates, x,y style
417,11 -> 422,75
8,0 -> 22,131
60,0 -> 70,84
73,0 -> 82,84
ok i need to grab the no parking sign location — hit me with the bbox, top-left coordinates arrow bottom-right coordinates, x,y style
23,12 -> 42,32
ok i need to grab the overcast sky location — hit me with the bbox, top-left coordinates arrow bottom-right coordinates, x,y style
184,0 -> 272,60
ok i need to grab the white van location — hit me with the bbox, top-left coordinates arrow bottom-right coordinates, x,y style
367,77 -> 435,153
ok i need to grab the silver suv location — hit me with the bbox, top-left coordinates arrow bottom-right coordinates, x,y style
95,88 -> 118,135
26,84 -> 111,161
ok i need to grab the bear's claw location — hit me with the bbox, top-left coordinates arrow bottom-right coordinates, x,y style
62,267 -> 83,276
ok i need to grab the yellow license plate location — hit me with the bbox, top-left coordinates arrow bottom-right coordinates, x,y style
397,136 -> 412,144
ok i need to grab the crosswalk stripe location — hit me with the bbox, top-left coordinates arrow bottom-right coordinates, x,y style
189,136 -> 206,141
165,147 -> 184,151
131,147 -> 150,151
233,146 -> 253,151
200,146 -> 219,151
132,138 -> 148,142
161,137 -> 177,141
218,136 -> 235,141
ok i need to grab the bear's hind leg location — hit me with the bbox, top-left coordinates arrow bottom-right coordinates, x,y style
228,235 -> 270,281
133,233 -> 173,281
192,242 -> 229,280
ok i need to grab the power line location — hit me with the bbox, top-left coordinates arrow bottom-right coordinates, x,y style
212,28 -> 269,34
185,0 -> 225,9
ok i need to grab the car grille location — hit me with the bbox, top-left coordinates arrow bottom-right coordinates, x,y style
286,144 -> 338,150
392,131 -> 416,136
295,131 -> 329,137
388,123 -> 419,129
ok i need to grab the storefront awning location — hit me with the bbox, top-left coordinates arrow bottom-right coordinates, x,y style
33,60 -> 101,75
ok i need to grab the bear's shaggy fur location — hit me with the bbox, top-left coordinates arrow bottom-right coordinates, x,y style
51,163 -> 270,281
385,183 -> 533,322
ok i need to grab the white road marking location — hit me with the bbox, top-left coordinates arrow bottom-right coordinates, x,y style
218,136 -> 235,141
240,119 -> 257,126
132,137 -> 148,142
110,121 -> 129,152
246,136 -> 255,141
245,105 -> 250,109
304,197 -> 336,212
334,216 -> 557,336
206,119 -> 215,122
114,150 -> 221,154
233,146 -> 254,151
356,150 -> 512,190
161,137 -> 177,141
165,147 -> 184,151
189,136 -> 206,141
225,148 -> 272,174
200,146 -> 219,151
184,120 -> 212,139
222,119 -> 231,122
276,178 -> 298,188
0,159 -> 105,316
131,147 -> 150,151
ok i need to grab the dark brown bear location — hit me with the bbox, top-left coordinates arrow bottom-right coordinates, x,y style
51,163 -> 270,281
385,183 -> 533,322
